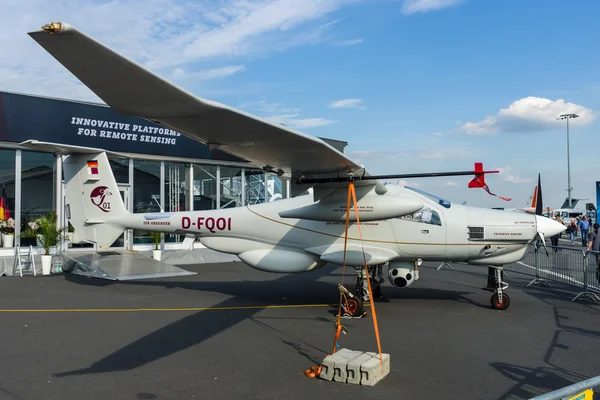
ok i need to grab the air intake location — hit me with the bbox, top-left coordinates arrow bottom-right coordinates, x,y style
468,226 -> 484,240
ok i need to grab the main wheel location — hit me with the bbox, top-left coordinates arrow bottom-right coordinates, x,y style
345,296 -> 364,317
490,292 -> 511,310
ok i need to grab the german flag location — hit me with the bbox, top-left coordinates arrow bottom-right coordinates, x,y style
0,187 -> 10,220
87,160 -> 99,175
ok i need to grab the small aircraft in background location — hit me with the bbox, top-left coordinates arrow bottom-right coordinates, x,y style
28,22 -> 565,312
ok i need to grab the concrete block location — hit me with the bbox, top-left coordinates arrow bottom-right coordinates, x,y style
319,348 -> 359,381
346,353 -> 374,384
365,352 -> 391,377
332,350 -> 363,383
361,353 -> 391,386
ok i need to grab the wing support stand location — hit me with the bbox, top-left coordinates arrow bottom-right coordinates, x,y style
437,262 -> 455,271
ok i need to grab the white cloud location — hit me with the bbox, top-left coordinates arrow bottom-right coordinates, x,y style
329,98 -> 366,109
240,98 -> 336,129
172,65 -> 246,80
494,166 -> 532,184
460,97 -> 596,136
182,0 -> 347,59
264,114 -> 336,129
445,181 -> 457,186
401,0 -> 464,15
504,175 -> 533,184
0,0 -> 358,102
332,38 -> 364,46
419,152 -> 444,159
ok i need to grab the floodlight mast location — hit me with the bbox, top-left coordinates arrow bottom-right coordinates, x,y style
557,113 -> 579,208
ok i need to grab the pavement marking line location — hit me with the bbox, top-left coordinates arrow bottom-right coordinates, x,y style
0,303 -> 343,313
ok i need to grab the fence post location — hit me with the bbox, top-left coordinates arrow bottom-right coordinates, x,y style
527,243 -> 549,288
572,250 -> 600,303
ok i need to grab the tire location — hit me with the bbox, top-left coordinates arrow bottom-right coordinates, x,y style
490,292 -> 510,310
345,297 -> 364,317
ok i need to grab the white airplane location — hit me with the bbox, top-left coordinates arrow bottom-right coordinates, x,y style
28,22 -> 565,312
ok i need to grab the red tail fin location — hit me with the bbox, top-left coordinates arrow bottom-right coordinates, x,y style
467,162 -> 511,202
468,162 -> 485,188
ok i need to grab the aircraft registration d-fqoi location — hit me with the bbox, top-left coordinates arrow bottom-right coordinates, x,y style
28,22 -> 565,313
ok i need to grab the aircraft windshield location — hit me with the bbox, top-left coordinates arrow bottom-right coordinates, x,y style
405,186 -> 452,209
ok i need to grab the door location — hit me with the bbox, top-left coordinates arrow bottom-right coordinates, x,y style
110,185 -> 131,250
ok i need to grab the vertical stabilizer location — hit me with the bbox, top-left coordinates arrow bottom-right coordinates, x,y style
63,152 -> 127,248
530,185 -> 538,209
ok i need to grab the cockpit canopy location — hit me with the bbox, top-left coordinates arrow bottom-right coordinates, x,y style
405,186 -> 452,209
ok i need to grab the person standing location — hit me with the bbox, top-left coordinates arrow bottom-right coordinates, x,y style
586,223 -> 600,283
578,216 -> 590,246
566,219 -> 577,246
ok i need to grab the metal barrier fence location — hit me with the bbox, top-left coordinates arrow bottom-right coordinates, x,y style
529,374 -> 598,399
505,244 -> 600,303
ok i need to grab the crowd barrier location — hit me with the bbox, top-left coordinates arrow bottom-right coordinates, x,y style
504,243 -> 600,303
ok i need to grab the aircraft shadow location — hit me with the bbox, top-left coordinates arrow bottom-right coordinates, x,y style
56,268 -> 474,377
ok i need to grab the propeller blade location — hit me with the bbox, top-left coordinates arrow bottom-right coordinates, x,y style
536,231 -> 549,256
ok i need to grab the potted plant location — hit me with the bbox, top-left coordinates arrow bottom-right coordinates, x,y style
151,231 -> 162,260
37,211 -> 63,274
1,218 -> 15,248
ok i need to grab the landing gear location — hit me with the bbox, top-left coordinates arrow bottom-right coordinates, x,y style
354,263 -> 389,303
338,284 -> 365,318
489,266 -> 510,310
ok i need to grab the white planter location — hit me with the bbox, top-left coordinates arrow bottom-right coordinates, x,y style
41,255 -> 52,275
2,234 -> 14,248
152,250 -> 162,261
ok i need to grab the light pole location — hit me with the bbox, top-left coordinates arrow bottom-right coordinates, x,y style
557,113 -> 579,208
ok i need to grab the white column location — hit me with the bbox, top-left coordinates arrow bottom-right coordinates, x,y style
188,163 -> 194,211
55,155 -> 64,251
14,150 -> 21,248
160,161 -> 165,250
241,168 -> 246,206
216,165 -> 221,209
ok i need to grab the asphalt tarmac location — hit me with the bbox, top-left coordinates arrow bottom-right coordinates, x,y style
1,260 -> 600,400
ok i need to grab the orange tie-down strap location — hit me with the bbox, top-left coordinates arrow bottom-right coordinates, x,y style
305,182 -> 383,378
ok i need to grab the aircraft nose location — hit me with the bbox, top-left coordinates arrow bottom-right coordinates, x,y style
535,215 -> 566,237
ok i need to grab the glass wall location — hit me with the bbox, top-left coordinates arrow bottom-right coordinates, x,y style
192,164 -> 217,210
20,151 -> 56,247
109,158 -> 130,184
0,150 -> 16,249
245,169 -> 267,205
219,166 -> 243,208
165,162 -> 187,242
133,160 -> 161,244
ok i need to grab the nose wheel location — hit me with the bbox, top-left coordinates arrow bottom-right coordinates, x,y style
489,266 -> 510,310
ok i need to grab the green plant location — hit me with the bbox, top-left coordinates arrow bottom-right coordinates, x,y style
37,211 -> 63,256
150,231 -> 161,250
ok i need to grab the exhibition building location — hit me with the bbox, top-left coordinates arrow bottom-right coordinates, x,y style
0,90 -> 346,260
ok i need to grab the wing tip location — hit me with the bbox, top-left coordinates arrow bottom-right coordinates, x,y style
29,21 -> 72,36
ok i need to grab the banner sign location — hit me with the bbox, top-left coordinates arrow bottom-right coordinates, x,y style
0,91 -> 245,162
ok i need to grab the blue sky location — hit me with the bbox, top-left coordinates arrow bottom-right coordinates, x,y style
2,0 -> 599,208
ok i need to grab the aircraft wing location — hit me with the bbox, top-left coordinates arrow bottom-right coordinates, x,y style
27,22 -> 379,197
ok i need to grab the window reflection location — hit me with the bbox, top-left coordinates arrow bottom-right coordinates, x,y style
109,158 -> 130,184
401,207 -> 442,226
21,151 -> 56,247
165,162 -> 187,242
193,164 -> 216,210
245,169 -> 267,205
220,166 -> 243,208
133,160 -> 161,244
